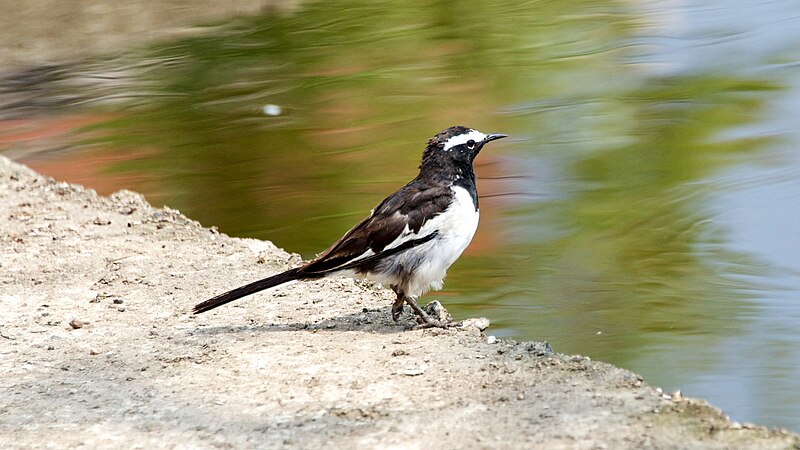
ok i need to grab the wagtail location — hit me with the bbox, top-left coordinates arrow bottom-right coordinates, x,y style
193,126 -> 507,327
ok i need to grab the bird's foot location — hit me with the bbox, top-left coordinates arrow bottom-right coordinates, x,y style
405,298 -> 460,329
414,318 -> 463,330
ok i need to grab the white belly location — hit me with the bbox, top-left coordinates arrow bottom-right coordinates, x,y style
372,186 -> 479,297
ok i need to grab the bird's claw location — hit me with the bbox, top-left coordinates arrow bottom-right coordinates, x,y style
413,318 -> 463,330
391,300 -> 404,322
403,298 -> 459,329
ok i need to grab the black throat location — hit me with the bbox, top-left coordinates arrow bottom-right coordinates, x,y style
418,155 -> 479,210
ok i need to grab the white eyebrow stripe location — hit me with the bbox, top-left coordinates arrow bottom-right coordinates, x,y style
442,130 -> 487,151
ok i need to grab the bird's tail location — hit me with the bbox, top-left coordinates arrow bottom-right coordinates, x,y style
193,267 -> 304,314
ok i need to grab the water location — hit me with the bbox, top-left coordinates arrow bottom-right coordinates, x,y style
3,0 -> 800,431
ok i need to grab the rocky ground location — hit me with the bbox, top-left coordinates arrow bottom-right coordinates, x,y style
1,155 -> 798,449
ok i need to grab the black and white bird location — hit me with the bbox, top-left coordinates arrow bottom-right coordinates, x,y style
193,126 -> 507,327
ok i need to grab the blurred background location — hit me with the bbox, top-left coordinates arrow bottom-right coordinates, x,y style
2,0 -> 800,432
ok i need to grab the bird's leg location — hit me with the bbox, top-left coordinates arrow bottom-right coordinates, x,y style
390,285 -> 405,322
392,287 -> 457,329
404,296 -> 455,329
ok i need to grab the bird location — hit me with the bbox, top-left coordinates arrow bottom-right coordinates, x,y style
193,126 -> 507,327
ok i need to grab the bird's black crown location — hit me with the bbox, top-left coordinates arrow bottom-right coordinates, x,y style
421,125 -> 477,167
426,125 -> 472,150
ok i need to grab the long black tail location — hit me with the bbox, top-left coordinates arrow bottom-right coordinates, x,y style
193,267 -> 304,314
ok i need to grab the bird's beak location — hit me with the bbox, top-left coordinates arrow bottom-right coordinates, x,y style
483,133 -> 508,143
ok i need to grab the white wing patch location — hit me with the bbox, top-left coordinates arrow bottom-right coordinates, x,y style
442,129 -> 487,152
323,213 -> 417,271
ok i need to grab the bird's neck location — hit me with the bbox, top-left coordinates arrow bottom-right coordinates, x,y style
418,157 -> 479,208
419,156 -> 474,182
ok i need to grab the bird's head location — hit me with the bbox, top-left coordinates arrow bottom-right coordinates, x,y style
421,126 -> 507,170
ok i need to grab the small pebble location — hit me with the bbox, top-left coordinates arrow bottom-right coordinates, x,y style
113,298 -> 124,304
403,367 -> 426,376
462,317 -> 490,331
69,319 -> 85,329
486,336 -> 497,344
117,307 -> 126,312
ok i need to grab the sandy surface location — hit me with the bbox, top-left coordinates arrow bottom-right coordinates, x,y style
1,155 -> 798,449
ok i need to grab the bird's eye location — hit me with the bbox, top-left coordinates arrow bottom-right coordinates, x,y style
466,140 -> 476,149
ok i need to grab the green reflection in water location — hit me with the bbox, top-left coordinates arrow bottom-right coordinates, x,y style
83,0 -> 637,254
451,76 -> 778,376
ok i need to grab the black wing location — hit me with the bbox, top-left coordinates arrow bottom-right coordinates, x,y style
301,179 -> 452,275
